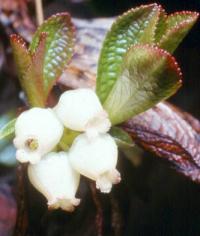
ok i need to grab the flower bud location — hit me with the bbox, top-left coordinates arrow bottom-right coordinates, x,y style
14,108 -> 64,164
28,152 -> 80,212
69,133 -> 121,193
54,89 -> 111,137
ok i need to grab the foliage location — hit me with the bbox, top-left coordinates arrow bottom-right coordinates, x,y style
0,4 -> 198,149
0,112 -> 17,166
0,119 -> 16,141
96,4 -> 198,124
103,44 -> 182,124
10,13 -> 75,107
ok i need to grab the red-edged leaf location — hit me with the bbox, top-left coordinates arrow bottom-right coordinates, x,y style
10,34 -> 31,89
24,33 -> 47,107
158,11 -> 199,53
96,4 -> 162,103
10,34 -> 46,107
122,102 -> 200,182
103,44 -> 182,125
29,13 -> 75,98
154,7 -> 167,42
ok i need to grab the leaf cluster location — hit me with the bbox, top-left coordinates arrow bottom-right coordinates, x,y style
96,4 -> 198,124
0,4 -> 199,149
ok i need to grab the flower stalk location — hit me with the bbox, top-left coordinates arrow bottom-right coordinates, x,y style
35,0 -> 44,25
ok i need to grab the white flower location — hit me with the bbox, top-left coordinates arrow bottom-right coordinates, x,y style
69,133 -> 121,193
28,152 -> 80,212
54,88 -> 111,138
14,108 -> 64,164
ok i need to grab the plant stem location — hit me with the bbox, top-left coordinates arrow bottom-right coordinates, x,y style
35,0 -> 44,25
14,165 -> 29,236
90,182 -> 103,236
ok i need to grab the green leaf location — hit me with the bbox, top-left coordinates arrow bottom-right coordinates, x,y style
158,11 -> 199,53
104,44 -> 182,125
0,113 -> 17,167
154,7 -> 167,42
96,3 -> 162,103
29,13 -> 75,98
0,119 -> 16,141
0,111 -> 16,146
110,127 -> 134,149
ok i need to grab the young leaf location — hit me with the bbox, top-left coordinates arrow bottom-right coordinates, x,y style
154,8 -> 167,42
0,119 -> 16,141
158,11 -> 199,53
10,35 -> 31,99
24,33 -> 47,107
103,44 -> 182,125
29,13 -> 75,98
10,35 -> 44,107
109,127 -> 134,149
10,35 -> 31,84
96,3 -> 162,103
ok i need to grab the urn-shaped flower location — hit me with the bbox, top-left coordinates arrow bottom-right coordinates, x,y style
69,133 -> 121,193
28,152 -> 80,211
54,88 -> 111,137
14,108 -> 64,164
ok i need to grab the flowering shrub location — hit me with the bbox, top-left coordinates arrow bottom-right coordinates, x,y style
0,3 -> 198,211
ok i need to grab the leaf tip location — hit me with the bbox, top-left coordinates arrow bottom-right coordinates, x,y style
118,2 -> 162,20
46,11 -> 75,30
168,11 -> 199,28
10,34 -> 27,48
170,10 -> 199,19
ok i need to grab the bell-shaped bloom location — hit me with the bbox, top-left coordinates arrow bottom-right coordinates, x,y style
69,133 -> 121,193
54,88 -> 111,138
14,108 -> 64,164
28,152 -> 80,212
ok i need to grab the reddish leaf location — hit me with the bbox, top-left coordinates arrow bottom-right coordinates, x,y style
10,34 -> 31,83
122,102 -> 200,182
24,33 -> 48,107
10,34 -> 47,107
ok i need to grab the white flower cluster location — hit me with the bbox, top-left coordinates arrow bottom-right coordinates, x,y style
14,88 -> 121,211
